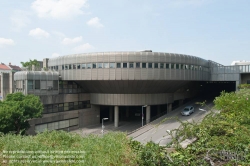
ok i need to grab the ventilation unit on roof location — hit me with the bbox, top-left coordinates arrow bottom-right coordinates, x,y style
140,50 -> 152,52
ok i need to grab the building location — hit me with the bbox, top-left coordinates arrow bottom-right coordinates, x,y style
9,51 -> 250,134
0,63 -> 21,100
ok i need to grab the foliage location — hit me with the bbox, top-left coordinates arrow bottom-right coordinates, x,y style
129,88 -> 250,165
0,131 -> 138,166
21,59 -> 40,71
238,84 -> 250,89
0,92 -> 43,134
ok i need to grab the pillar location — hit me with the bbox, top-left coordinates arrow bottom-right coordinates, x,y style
114,106 -> 119,127
109,106 -> 113,122
146,106 -> 151,124
168,103 -> 172,112
126,106 -> 129,118
157,105 -> 161,115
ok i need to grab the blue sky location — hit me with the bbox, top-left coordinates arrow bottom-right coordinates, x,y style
0,0 -> 250,66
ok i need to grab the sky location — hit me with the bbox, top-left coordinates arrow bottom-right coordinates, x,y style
0,0 -> 250,66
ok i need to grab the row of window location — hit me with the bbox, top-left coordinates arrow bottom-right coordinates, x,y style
35,118 -> 78,133
27,80 -> 58,90
43,100 -> 91,114
50,63 -> 209,71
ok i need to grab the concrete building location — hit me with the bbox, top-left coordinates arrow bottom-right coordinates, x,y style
8,51 -> 250,134
0,63 -> 21,100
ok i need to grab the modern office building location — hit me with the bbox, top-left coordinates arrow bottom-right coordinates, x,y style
11,51 -> 250,134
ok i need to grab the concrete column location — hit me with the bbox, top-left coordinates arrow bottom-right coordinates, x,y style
146,106 -> 151,124
168,103 -> 172,112
114,106 -> 119,127
126,106 -> 129,118
157,105 -> 161,115
179,99 -> 183,106
109,106 -> 113,122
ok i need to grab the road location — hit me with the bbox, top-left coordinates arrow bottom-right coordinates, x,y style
128,100 -> 214,146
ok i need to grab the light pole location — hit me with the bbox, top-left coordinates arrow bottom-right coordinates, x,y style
142,105 -> 147,127
102,118 -> 108,136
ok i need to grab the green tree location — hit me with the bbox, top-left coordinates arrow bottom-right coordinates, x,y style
0,92 -> 43,134
21,59 -> 40,71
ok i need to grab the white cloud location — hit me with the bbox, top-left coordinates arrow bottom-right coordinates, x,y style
53,31 -> 66,39
52,53 -> 60,57
31,0 -> 88,19
10,10 -> 31,31
62,36 -> 82,45
29,28 -> 50,38
0,38 -> 15,47
87,17 -> 104,28
73,43 -> 94,52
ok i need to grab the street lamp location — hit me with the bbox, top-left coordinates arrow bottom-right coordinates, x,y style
142,105 -> 147,127
102,118 -> 109,136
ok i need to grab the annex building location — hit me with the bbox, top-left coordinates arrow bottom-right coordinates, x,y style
10,51 -> 250,134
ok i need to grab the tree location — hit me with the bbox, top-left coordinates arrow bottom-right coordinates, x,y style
0,92 -> 43,134
21,59 -> 40,71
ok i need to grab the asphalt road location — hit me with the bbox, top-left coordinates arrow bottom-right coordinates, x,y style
128,100 -> 214,146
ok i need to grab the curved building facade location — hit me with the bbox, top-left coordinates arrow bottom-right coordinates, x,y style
14,51 -> 245,134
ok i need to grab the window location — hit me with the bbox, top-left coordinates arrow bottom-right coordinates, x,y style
142,63 -> 146,68
48,105 -> 53,113
154,63 -> 158,68
129,62 -> 134,68
110,63 -> 115,68
73,101 -> 78,109
65,65 -> 68,70
92,63 -> 97,68
123,63 -> 127,68
62,65 -> 64,70
53,104 -> 58,112
191,65 -> 194,70
73,64 -> 76,69
136,62 -> 140,68
185,65 -> 189,69
104,63 -> 109,68
180,64 -> 184,69
69,102 -> 74,110
69,118 -> 78,126
98,63 -> 103,68
77,64 -> 80,69
53,80 -> 58,90
87,63 -> 91,69
176,64 -> 179,69
81,64 -> 86,69
148,63 -> 152,68
59,120 -> 69,129
160,63 -> 164,68
64,103 -> 69,111
28,80 -> 33,90
171,64 -> 175,69
116,63 -> 120,68
35,80 -> 40,89
83,100 -> 91,108
69,64 -> 72,70
58,104 -> 64,112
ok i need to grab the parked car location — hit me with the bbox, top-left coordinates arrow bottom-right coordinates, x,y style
181,106 -> 194,116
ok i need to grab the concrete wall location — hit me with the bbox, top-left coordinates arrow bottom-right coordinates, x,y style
27,104 -> 100,135
90,93 -> 174,106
